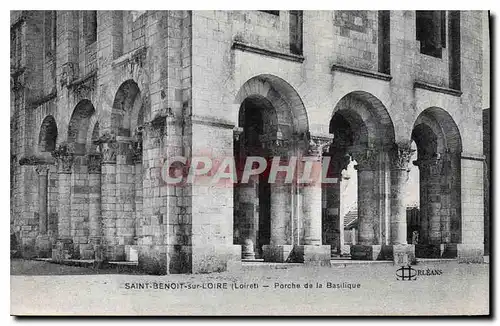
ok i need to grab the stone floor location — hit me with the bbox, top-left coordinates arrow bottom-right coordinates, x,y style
11,258 -> 489,315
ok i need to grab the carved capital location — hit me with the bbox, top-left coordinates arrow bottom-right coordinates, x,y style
306,134 -> 332,159
353,149 -> 378,171
263,138 -> 291,156
51,144 -> 74,174
233,127 -> 244,142
87,153 -> 102,174
389,143 -> 415,171
35,165 -> 50,176
95,132 -> 118,164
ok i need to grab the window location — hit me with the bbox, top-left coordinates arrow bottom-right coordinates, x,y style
378,11 -> 390,74
84,11 -> 97,46
289,10 -> 303,55
260,11 -> 279,16
44,11 -> 56,59
416,11 -> 446,58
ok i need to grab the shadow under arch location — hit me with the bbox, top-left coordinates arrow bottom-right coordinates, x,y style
39,115 -> 58,153
67,99 -> 96,156
111,79 -> 145,137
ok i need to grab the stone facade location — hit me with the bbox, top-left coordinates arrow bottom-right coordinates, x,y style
10,10 -> 488,273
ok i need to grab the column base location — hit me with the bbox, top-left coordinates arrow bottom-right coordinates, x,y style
350,245 -> 383,260
35,235 -> 52,258
51,239 -> 74,261
293,245 -> 331,266
262,245 -> 294,263
382,244 -> 416,265
125,245 -> 139,262
457,244 -> 484,263
415,243 -> 458,258
192,244 -> 242,273
242,239 -> 256,260
341,245 -> 351,256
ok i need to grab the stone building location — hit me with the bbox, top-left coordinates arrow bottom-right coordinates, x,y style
10,10 -> 489,274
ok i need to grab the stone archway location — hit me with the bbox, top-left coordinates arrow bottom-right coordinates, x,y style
233,74 -> 310,263
327,91 -> 396,260
66,99 -> 97,259
99,79 -> 144,261
412,107 -> 462,258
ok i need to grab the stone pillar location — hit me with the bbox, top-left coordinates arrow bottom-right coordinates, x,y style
35,165 -> 51,257
51,145 -> 75,261
350,148 -> 381,260
389,143 -> 415,264
325,147 -> 350,255
87,153 -> 103,260
262,140 -> 293,263
294,133 -> 332,266
97,134 -> 118,261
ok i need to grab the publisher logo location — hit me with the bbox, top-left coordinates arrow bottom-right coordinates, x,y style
396,265 -> 417,281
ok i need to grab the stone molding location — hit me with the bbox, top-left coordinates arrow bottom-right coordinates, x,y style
414,80 -> 462,97
331,63 -> 392,81
232,41 -> 305,63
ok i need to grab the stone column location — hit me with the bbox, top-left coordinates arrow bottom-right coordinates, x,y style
87,153 -> 103,260
35,165 -> 51,257
295,133 -> 332,265
262,139 -> 293,262
97,134 -> 118,261
325,147 -> 350,255
350,148 -> 380,260
51,145 -> 75,260
389,143 -> 415,264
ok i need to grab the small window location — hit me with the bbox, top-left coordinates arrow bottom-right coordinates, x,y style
84,11 -> 97,46
44,11 -> 56,59
416,11 -> 446,58
289,10 -> 303,55
260,10 -> 279,16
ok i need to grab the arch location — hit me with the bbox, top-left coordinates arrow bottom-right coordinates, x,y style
38,115 -> 58,152
412,107 -> 462,154
235,74 -> 309,135
67,99 -> 96,155
331,91 -> 395,148
112,79 -> 143,137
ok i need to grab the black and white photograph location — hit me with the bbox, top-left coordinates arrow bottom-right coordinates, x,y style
8,8 -> 492,316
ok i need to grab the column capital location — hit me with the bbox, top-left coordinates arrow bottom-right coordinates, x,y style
95,132 -> 118,164
306,133 -> 333,159
233,126 -> 244,142
87,153 -> 102,174
353,148 -> 378,171
132,140 -> 143,164
35,164 -> 50,176
51,144 -> 74,174
262,138 -> 292,157
389,142 -> 415,171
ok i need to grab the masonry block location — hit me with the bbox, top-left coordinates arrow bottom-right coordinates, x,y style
293,245 -> 331,266
262,244 -> 294,263
350,245 -> 383,260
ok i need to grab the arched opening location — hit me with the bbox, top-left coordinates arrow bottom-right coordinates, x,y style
112,80 -> 143,137
326,91 -> 395,258
233,75 -> 309,261
39,115 -> 58,153
411,107 -> 462,258
67,99 -> 95,155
